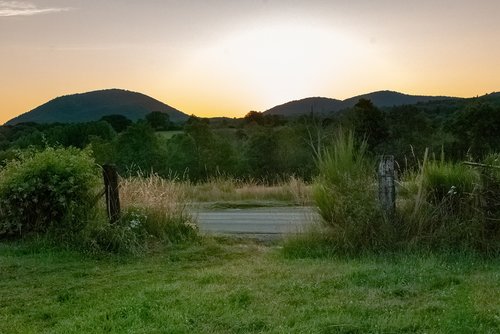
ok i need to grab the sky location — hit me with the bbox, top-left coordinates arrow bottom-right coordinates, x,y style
1,0 -> 500,124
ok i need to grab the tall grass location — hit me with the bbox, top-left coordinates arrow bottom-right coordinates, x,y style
79,173 -> 198,255
289,133 -> 500,256
184,175 -> 311,205
120,173 -> 197,243
313,130 -> 390,253
398,152 -> 499,253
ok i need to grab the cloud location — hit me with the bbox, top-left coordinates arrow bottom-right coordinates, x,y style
0,1 -> 71,17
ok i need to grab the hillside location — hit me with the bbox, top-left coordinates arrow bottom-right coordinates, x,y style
6,89 -> 188,125
263,97 -> 344,117
263,90 -> 457,116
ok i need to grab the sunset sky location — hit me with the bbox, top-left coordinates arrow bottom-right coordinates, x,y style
1,0 -> 499,124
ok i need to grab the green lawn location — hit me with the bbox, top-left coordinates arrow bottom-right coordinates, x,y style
0,239 -> 499,333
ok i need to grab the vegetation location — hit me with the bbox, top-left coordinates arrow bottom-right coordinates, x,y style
0,148 -> 99,240
304,131 -> 500,254
6,89 -> 187,124
3,93 -> 500,182
397,152 -> 500,253
0,91 -> 499,332
0,240 -> 499,333
313,130 -> 389,253
0,109 -> 499,331
0,147 -> 197,255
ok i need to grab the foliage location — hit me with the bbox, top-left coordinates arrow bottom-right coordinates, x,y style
313,130 -> 389,252
45,121 -> 116,148
0,147 -> 100,239
344,98 -> 389,150
2,95 -> 500,182
449,102 -> 500,157
243,110 -> 286,127
398,152 -> 499,253
114,123 -> 166,175
100,114 -> 133,133
244,129 -> 282,179
145,111 -> 171,131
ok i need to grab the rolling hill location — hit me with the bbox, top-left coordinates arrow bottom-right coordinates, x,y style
263,90 -> 457,116
6,89 -> 188,125
262,97 -> 344,117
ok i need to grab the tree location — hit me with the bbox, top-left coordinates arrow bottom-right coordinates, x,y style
145,111 -> 171,131
244,130 -> 281,179
45,121 -> 116,148
344,99 -> 389,150
449,103 -> 500,158
100,114 -> 132,133
244,111 -> 265,125
382,105 -> 435,164
115,123 -> 166,175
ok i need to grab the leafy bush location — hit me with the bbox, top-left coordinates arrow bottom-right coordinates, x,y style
313,130 -> 390,252
0,147 -> 99,239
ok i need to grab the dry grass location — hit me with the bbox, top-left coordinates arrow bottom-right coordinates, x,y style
118,173 -> 198,243
184,176 -> 312,205
120,173 -> 188,213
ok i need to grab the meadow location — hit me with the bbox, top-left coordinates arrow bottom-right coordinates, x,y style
1,239 -> 499,334
1,113 -> 499,332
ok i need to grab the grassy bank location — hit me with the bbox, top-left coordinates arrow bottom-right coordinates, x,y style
1,239 -> 499,333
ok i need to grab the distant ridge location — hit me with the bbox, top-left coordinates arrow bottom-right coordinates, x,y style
263,97 -> 344,117
263,90 -> 457,116
6,89 -> 188,125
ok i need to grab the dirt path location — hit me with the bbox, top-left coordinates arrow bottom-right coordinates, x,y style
191,206 -> 320,235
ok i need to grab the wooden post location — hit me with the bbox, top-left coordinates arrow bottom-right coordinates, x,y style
102,164 -> 121,223
378,155 -> 396,218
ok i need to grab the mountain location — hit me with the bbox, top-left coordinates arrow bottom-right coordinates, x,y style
6,89 -> 188,125
341,91 -> 454,108
264,97 -> 344,117
263,90 -> 457,116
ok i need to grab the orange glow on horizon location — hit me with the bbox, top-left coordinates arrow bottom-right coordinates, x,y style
1,1 -> 499,124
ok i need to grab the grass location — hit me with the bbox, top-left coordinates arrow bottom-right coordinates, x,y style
313,130 -> 389,252
121,174 -> 311,209
1,239 -> 499,333
186,176 -> 311,206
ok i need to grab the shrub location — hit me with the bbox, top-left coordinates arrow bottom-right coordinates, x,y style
0,147 -> 99,239
398,151 -> 499,253
313,130 -> 390,252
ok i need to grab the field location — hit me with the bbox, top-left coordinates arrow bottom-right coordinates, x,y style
1,239 -> 499,334
1,141 -> 499,333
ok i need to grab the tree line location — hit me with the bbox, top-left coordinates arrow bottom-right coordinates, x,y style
1,98 -> 500,182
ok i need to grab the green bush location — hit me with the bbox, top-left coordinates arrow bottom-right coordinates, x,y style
0,147 -> 99,239
313,130 -> 390,252
398,152 -> 499,253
